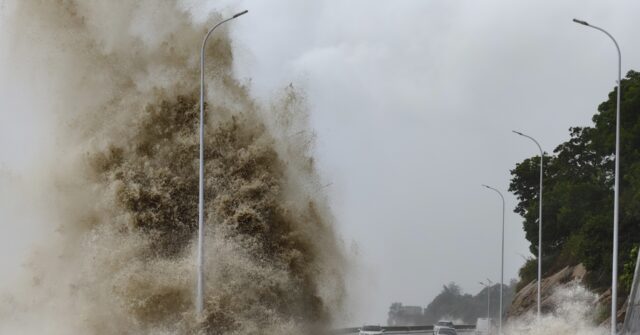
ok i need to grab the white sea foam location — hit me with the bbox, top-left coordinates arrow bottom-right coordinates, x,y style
505,284 -> 607,335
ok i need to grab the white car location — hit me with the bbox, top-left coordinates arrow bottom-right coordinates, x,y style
433,321 -> 455,333
359,325 -> 385,335
435,327 -> 458,335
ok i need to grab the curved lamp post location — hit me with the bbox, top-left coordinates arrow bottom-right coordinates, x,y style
197,9 -> 248,317
573,18 -> 621,335
513,130 -> 543,321
482,184 -> 505,335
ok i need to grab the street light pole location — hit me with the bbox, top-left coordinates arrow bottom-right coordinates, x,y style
482,185 -> 505,335
479,279 -> 493,322
572,18 -> 622,335
513,130 -> 543,321
197,9 -> 248,317
487,278 -> 493,322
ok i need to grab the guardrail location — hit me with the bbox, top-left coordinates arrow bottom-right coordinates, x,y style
332,325 -> 476,334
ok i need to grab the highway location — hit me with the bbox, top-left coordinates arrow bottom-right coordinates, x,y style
338,331 -> 475,334
333,325 -> 476,334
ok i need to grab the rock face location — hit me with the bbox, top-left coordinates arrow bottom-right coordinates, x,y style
596,288 -> 627,327
506,263 -> 631,328
506,264 -> 587,319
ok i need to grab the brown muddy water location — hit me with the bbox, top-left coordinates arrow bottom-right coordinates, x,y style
0,1 -> 345,334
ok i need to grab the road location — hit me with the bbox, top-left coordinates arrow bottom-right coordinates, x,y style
333,325 -> 476,334
342,331 -> 475,334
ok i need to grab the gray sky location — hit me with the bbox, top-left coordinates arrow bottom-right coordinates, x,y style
2,0 -> 640,326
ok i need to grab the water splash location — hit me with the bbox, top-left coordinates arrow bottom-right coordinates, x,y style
0,1 -> 345,334
505,284 -> 607,335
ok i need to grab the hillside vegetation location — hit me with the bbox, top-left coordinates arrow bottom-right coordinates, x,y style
388,281 -> 516,325
509,71 -> 640,300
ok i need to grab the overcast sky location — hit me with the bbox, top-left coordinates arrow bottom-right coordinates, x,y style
2,0 -> 640,326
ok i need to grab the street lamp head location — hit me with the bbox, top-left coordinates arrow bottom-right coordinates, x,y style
573,18 -> 589,26
233,10 -> 249,18
482,184 -> 490,189
512,130 -> 524,136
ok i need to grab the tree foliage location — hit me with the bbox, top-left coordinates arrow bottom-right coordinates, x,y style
388,281 -> 517,325
509,70 -> 640,290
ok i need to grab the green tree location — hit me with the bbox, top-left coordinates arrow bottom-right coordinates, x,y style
509,71 -> 640,291
420,282 -> 516,324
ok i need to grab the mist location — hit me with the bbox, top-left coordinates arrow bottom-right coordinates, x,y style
2,0 -> 640,332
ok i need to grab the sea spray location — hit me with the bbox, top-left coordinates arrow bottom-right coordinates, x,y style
0,1 -> 345,334
505,284 -> 607,335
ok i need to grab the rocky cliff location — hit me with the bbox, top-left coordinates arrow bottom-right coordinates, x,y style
506,264 -> 628,327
